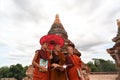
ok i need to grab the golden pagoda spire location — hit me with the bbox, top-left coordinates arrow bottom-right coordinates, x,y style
54,14 -> 61,23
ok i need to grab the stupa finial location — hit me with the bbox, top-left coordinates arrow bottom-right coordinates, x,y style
54,14 -> 61,23
117,19 -> 120,28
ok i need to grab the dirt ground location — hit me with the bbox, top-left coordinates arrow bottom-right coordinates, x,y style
89,74 -> 117,80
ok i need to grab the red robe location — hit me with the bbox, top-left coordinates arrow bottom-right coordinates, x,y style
33,50 -> 50,80
66,54 -> 84,80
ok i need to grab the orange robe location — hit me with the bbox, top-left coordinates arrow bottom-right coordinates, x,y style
50,51 -> 67,80
33,50 -> 50,80
65,54 -> 83,80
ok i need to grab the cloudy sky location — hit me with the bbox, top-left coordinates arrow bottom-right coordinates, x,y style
0,0 -> 120,67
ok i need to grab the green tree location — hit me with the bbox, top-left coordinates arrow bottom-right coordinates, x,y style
87,59 -> 118,72
0,64 -> 28,80
0,66 -> 10,78
23,66 -> 28,76
9,64 -> 24,80
87,61 -> 99,72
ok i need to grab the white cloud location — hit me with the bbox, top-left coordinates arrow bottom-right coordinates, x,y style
0,0 -> 120,66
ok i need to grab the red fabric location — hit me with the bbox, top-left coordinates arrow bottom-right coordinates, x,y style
67,55 -> 82,80
33,69 -> 48,80
49,52 -> 67,80
40,34 -> 64,50
33,50 -> 50,80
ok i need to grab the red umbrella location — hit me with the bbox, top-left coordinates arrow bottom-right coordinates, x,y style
40,34 -> 64,50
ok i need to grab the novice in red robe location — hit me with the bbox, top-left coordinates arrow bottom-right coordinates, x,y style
32,42 -> 50,80
65,44 -> 85,80
50,44 -> 67,80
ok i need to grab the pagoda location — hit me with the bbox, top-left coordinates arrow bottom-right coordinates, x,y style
106,19 -> 120,80
25,14 -> 90,80
48,14 -> 81,56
